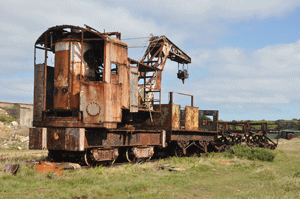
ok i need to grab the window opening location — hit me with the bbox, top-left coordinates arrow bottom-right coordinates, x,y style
111,62 -> 118,75
83,42 -> 104,81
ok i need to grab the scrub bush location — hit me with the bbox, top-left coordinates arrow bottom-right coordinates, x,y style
227,144 -> 275,162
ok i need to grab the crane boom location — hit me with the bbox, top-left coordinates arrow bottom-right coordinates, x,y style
129,35 -> 191,111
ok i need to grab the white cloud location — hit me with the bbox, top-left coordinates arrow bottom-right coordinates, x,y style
165,40 -> 300,107
202,93 -> 290,104
190,39 -> 300,78
0,77 -> 33,103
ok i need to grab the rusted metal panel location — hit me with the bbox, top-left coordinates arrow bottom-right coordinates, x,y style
143,104 -> 171,128
132,147 -> 154,158
47,128 -> 65,150
54,49 -> 70,110
85,130 -> 162,147
141,104 -> 180,130
33,64 -> 45,123
47,128 -> 85,151
80,83 -> 105,124
65,128 -> 85,151
130,67 -> 138,112
118,63 -> 130,109
104,83 -> 122,123
156,70 -> 162,90
185,106 -> 199,131
171,131 -> 216,142
29,127 -> 47,150
80,81 -> 121,127
109,41 -> 128,63
138,132 -> 161,146
69,42 -> 82,110
172,104 -> 180,130
91,148 -> 118,161
111,73 -> 119,84
106,39 -> 129,111
104,42 -> 111,83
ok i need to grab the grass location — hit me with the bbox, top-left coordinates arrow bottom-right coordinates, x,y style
0,112 -> 16,124
1,138 -> 300,198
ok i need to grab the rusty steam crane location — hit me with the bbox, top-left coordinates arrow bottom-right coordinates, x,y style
29,25 -> 276,165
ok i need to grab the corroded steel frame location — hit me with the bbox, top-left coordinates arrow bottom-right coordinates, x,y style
30,127 -> 167,151
130,36 -> 192,111
218,121 -> 268,136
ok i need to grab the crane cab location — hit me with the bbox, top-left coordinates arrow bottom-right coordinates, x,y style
33,25 -> 129,129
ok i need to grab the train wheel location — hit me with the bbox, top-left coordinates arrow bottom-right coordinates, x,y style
84,150 -> 96,166
173,147 -> 184,157
194,148 -> 202,157
126,148 -> 136,163
175,150 -> 183,157
197,141 -> 208,153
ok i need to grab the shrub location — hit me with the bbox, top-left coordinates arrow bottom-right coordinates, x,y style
0,112 -> 16,124
227,144 -> 275,162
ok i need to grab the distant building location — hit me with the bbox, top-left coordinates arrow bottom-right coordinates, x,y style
0,102 -> 33,127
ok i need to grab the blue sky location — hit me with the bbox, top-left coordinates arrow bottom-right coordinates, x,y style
1,0 -> 300,121
221,8 -> 300,49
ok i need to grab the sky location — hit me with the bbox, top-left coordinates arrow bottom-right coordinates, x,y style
1,0 -> 300,121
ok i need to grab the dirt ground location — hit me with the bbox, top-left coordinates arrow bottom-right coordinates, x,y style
276,137 -> 300,151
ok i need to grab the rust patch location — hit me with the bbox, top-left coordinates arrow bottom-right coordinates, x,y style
54,132 -> 59,140
143,104 -> 171,129
172,104 -> 180,130
54,49 -> 70,110
218,161 -> 234,165
34,161 -> 63,175
185,106 -> 199,131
